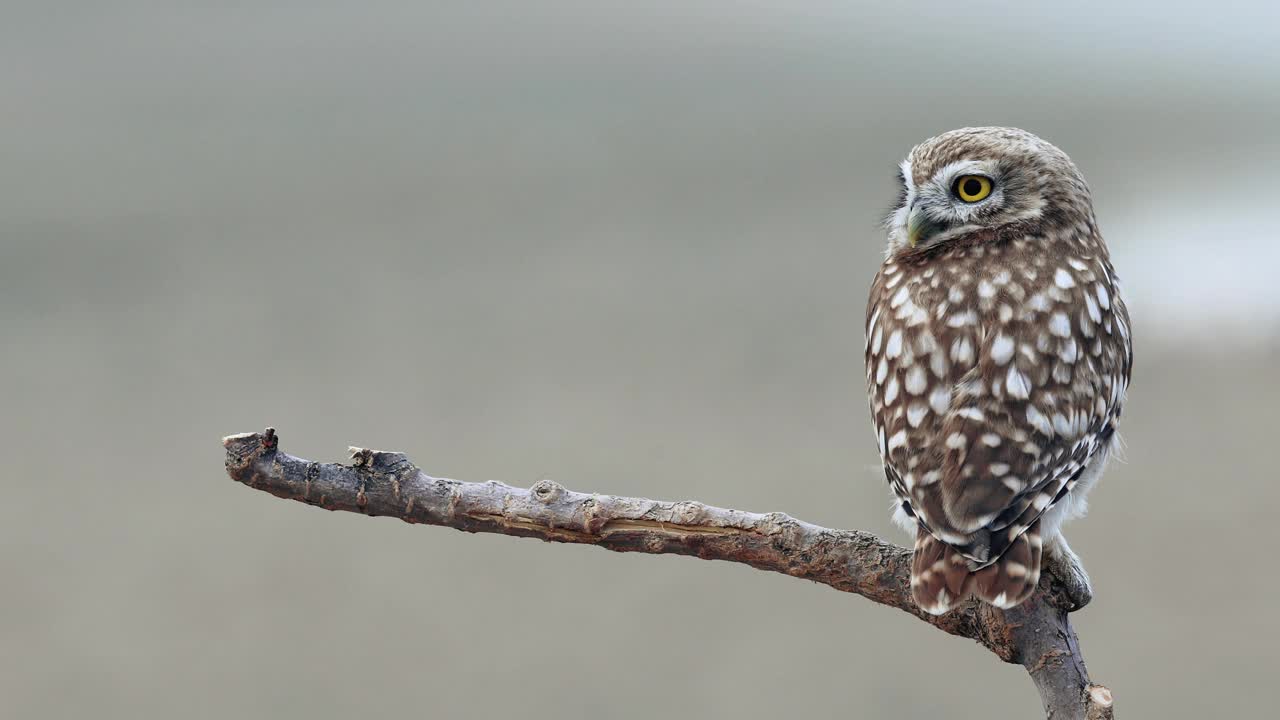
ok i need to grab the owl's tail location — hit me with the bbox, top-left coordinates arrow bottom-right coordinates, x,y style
910,521 -> 1043,615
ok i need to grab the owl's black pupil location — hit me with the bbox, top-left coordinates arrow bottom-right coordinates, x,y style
963,178 -> 982,197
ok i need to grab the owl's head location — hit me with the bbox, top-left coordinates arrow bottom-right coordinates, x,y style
886,127 -> 1093,256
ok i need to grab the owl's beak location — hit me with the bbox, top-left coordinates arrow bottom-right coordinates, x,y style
906,207 -> 944,248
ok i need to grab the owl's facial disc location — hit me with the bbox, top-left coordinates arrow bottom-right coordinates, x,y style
888,146 -> 1053,256
894,158 -> 1013,251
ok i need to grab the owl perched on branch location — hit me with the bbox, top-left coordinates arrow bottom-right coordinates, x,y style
865,127 -> 1132,614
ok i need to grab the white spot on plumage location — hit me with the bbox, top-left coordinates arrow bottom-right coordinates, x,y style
950,336 -> 975,364
1060,338 -> 1079,364
989,462 -> 1010,476
1053,412 -> 1072,437
1049,312 -> 1072,337
922,588 -> 953,615
1079,312 -> 1096,339
885,330 -> 903,358
905,305 -> 928,326
904,365 -> 928,395
948,286 -> 965,303
990,334 -> 1015,365
887,430 -> 907,452
929,386 -> 951,414
956,407 -> 985,421
981,433 -> 1002,447
929,349 -> 948,378
916,331 -> 937,354
1053,362 -> 1073,383
1084,293 -> 1101,324
907,402 -> 929,427
1026,404 -> 1053,436
1095,283 -> 1110,310
978,279 -> 996,299
885,376 -> 900,405
876,357 -> 888,384
890,285 -> 910,309
946,432 -> 967,449
947,310 -> 978,328
1006,366 -> 1031,399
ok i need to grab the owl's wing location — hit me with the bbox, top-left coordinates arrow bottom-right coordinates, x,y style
917,363 -> 1114,565
911,278 -> 1133,568
895,276 -> 1130,617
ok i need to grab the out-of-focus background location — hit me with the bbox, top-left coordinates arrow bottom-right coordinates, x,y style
4,2 -> 1278,718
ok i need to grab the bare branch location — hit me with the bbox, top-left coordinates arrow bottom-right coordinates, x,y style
222,428 -> 1113,719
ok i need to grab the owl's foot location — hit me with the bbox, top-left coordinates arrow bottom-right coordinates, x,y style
1042,535 -> 1093,612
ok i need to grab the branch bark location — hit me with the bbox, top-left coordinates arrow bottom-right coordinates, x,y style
222,428 -> 1113,720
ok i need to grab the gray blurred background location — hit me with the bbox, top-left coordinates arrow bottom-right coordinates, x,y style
3,2 -> 1278,718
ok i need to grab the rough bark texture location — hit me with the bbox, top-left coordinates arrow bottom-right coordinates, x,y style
222,428 -> 1114,719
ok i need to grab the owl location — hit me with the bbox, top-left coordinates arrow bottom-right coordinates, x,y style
865,127 -> 1132,615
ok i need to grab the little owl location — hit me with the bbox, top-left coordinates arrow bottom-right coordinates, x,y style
865,127 -> 1132,614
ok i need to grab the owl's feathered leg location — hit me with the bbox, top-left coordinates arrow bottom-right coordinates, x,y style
1042,533 -> 1093,611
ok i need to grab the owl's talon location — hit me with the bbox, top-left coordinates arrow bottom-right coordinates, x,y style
1043,538 -> 1093,611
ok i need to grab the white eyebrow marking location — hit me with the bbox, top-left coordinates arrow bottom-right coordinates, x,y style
900,158 -> 915,190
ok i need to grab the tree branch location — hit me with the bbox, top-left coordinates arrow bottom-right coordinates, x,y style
222,428 -> 1113,719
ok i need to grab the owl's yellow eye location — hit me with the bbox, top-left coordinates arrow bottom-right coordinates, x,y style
953,175 -> 993,203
